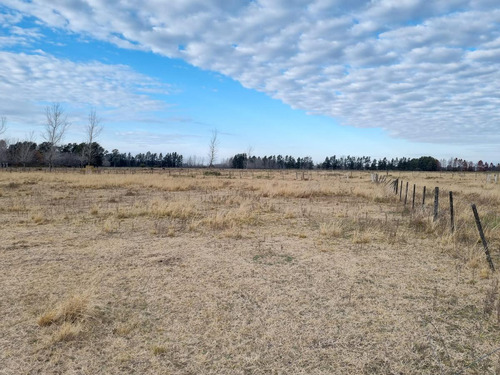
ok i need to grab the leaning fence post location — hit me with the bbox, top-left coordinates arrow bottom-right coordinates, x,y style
412,184 -> 416,210
449,191 -> 454,233
471,204 -> 495,271
422,186 -> 426,206
404,181 -> 409,205
433,187 -> 439,222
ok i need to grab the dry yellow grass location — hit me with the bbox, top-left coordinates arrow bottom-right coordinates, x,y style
52,322 -> 83,343
37,293 -> 91,327
1,169 -> 500,374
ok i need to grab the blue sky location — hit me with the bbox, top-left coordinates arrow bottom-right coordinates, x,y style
1,1 -> 500,164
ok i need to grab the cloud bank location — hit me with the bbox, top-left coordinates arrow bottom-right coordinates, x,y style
3,0 -> 500,144
0,48 -> 168,128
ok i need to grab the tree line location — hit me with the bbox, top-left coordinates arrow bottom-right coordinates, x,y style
0,104 -> 186,169
1,139 -> 499,172
230,154 -> 314,170
0,140 -> 185,168
1,105 -> 498,171
229,154 -> 500,172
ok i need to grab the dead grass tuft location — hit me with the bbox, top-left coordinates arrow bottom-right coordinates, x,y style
31,212 -> 45,224
483,278 -> 498,316
37,293 -> 91,327
6,182 -> 20,189
149,199 -> 196,220
52,322 -> 83,342
152,345 -> 167,356
352,230 -> 371,244
90,204 -> 99,215
319,221 -> 343,238
103,217 -> 119,233
37,309 -> 59,327
113,320 -> 139,336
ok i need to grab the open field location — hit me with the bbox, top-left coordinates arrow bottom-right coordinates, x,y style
1,169 -> 500,374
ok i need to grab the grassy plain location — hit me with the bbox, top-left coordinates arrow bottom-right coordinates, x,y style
1,168 -> 500,374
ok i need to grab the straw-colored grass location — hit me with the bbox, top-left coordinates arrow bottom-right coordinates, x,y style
1,169 -> 500,374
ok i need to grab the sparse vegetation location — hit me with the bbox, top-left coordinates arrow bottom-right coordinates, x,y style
1,169 -> 500,374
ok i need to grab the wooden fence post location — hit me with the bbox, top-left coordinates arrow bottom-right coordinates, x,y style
449,191 -> 454,233
471,204 -> 495,271
412,184 -> 416,210
400,180 -> 403,201
422,186 -> 426,206
404,181 -> 409,205
433,187 -> 439,222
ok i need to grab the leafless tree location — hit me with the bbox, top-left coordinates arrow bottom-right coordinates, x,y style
0,117 -> 7,167
186,155 -> 203,167
0,139 -> 8,167
16,131 -> 37,167
207,129 -> 219,168
0,116 -> 6,136
246,145 -> 253,169
43,103 -> 70,171
85,108 -> 103,166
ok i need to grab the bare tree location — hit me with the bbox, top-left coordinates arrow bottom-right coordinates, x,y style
16,131 -> 37,167
207,129 -> 219,168
85,108 -> 103,166
43,103 -> 70,171
0,117 -> 7,167
0,116 -> 6,136
246,145 -> 253,169
0,139 -> 8,167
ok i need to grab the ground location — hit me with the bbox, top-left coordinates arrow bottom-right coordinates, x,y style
0,169 -> 499,374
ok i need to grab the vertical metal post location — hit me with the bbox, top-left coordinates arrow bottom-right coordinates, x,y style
471,204 -> 495,271
449,191 -> 454,234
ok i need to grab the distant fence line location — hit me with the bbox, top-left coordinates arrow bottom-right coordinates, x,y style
1,166 -> 499,183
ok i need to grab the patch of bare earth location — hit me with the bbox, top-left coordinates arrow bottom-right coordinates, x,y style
1,170 -> 500,374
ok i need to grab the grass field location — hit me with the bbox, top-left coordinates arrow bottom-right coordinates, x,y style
1,169 -> 500,374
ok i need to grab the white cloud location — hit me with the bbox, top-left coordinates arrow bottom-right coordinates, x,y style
0,35 -> 25,47
0,8 -> 22,26
0,50 -> 168,128
3,0 -> 500,144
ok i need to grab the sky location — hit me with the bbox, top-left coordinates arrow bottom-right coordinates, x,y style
0,0 -> 500,164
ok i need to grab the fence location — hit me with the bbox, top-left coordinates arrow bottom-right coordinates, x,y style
371,173 -> 497,271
